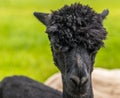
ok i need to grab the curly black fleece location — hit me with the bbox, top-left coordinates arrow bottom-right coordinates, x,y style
47,3 -> 107,51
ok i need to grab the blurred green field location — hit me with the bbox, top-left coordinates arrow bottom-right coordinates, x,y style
0,0 -> 120,82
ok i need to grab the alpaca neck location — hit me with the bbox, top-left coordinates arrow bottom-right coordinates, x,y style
62,78 -> 94,98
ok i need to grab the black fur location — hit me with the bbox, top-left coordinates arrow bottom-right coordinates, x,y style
47,3 -> 107,51
0,76 -> 62,98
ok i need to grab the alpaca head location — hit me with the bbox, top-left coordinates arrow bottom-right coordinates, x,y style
34,3 -> 109,97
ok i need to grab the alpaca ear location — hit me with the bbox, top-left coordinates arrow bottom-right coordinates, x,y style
33,12 -> 50,26
101,9 -> 109,19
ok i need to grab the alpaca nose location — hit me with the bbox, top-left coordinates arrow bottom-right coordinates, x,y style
70,75 -> 88,86
70,75 -> 80,86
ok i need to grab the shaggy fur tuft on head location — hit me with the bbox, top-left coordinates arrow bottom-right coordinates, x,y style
47,3 -> 107,51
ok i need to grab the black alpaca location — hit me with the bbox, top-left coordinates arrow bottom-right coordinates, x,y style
0,3 -> 109,98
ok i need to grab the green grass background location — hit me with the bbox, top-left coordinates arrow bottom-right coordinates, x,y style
0,0 -> 120,82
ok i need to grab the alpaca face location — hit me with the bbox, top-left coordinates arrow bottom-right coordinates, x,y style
34,3 -> 109,97
51,43 -> 93,96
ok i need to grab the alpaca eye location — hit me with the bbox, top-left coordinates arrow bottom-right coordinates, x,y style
88,49 -> 95,54
53,44 -> 69,53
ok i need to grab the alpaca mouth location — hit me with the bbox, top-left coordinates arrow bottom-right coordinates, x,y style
66,86 -> 87,97
68,89 -> 87,97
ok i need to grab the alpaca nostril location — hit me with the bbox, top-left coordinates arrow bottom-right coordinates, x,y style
70,75 -> 80,86
81,76 -> 88,85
